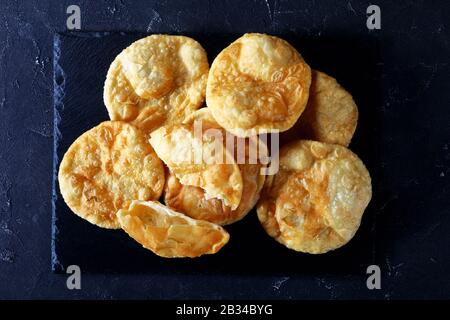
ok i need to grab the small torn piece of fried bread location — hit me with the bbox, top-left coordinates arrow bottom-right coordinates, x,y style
206,33 -> 311,137
58,121 -> 165,229
257,140 -> 372,254
104,35 -> 209,135
117,200 -> 229,258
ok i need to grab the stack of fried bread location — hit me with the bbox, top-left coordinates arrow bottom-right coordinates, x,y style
58,33 -> 372,257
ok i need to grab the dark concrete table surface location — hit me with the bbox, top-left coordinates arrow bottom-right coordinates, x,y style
0,0 -> 449,299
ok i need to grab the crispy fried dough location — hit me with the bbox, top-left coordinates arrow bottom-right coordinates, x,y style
164,109 -> 266,225
206,33 -> 311,137
257,140 -> 371,254
104,35 -> 209,135
281,70 -> 358,146
117,200 -> 229,258
149,120 -> 243,210
58,121 -> 165,229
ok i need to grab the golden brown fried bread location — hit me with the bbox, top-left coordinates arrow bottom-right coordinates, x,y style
182,107 -> 218,126
164,109 -> 266,225
104,35 -> 209,134
206,33 -> 311,137
58,121 -> 165,229
149,121 -> 243,210
117,200 -> 229,258
257,140 -> 371,254
281,70 -> 358,147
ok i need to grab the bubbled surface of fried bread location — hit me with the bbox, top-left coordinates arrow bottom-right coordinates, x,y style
117,200 -> 229,258
58,121 -> 165,229
282,70 -> 358,146
206,33 -> 311,137
164,109 -> 266,225
257,140 -> 372,254
104,35 -> 209,135
149,121 -> 243,210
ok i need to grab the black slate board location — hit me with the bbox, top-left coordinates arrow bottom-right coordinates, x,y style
52,32 -> 381,275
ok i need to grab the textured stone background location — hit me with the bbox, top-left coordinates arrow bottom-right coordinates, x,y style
0,0 -> 449,299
